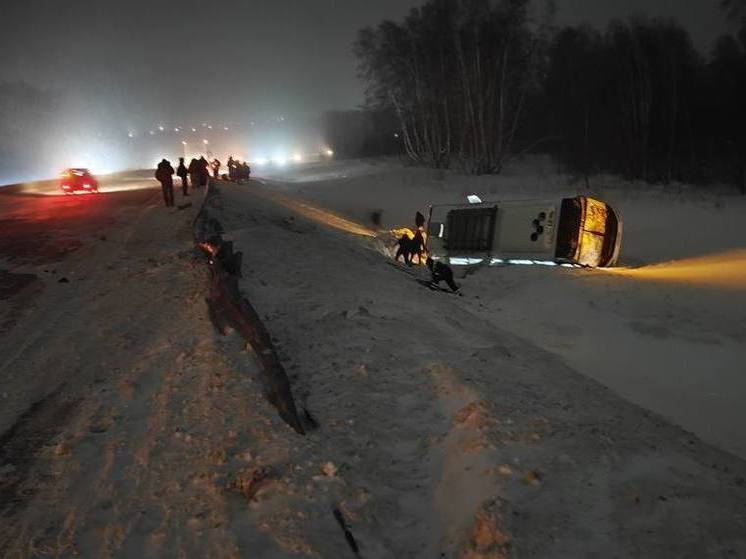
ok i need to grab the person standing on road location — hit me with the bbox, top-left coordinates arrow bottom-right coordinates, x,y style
199,157 -> 210,187
176,157 -> 189,196
155,159 -> 175,207
188,158 -> 199,189
227,156 -> 236,181
212,158 -> 221,179
238,162 -> 250,183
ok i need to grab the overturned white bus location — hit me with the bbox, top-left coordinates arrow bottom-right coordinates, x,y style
425,196 -> 622,268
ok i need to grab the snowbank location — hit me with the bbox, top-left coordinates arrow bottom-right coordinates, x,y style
213,180 -> 746,556
254,157 -> 746,459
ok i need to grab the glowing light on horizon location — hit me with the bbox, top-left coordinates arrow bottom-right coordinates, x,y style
256,190 -> 376,238
603,250 -> 746,290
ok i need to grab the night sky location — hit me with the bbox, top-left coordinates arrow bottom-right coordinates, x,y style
0,0 -> 729,129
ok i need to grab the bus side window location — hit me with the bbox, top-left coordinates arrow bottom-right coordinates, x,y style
444,206 -> 498,252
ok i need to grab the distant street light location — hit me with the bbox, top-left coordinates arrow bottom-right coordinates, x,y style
182,141 -> 188,158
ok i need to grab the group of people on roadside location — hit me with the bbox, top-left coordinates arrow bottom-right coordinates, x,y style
155,156 -> 210,207
155,154 -> 253,207
205,157 -> 251,182
393,210 -> 460,293
227,157 -> 251,183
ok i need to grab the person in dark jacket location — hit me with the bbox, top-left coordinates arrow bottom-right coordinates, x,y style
240,162 -> 251,183
155,159 -> 175,207
395,231 -> 426,266
176,157 -> 189,196
415,211 -> 426,228
212,158 -> 221,179
426,257 -> 460,293
394,209 -> 428,266
227,156 -> 236,181
188,158 -> 199,189
410,229 -> 426,265
198,157 -> 210,187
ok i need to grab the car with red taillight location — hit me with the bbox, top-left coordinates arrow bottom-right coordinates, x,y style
59,168 -> 99,194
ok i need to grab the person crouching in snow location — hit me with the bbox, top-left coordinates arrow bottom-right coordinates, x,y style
426,257 -> 460,293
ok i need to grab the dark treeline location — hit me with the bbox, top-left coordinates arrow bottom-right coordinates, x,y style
354,0 -> 549,174
352,0 -> 746,189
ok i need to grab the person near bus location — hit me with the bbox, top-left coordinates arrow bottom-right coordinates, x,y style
426,257 -> 460,293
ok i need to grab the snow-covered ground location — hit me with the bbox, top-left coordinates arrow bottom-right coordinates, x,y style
253,157 -> 746,459
1,161 -> 744,557
214,175 -> 746,556
0,183 -> 313,557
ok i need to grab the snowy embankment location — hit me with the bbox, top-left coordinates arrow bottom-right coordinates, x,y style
255,157 -> 746,460
214,179 -> 746,557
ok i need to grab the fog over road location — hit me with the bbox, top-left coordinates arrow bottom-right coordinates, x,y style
0,172 -> 159,268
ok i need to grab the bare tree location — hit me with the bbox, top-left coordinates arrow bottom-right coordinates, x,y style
354,0 -> 542,174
